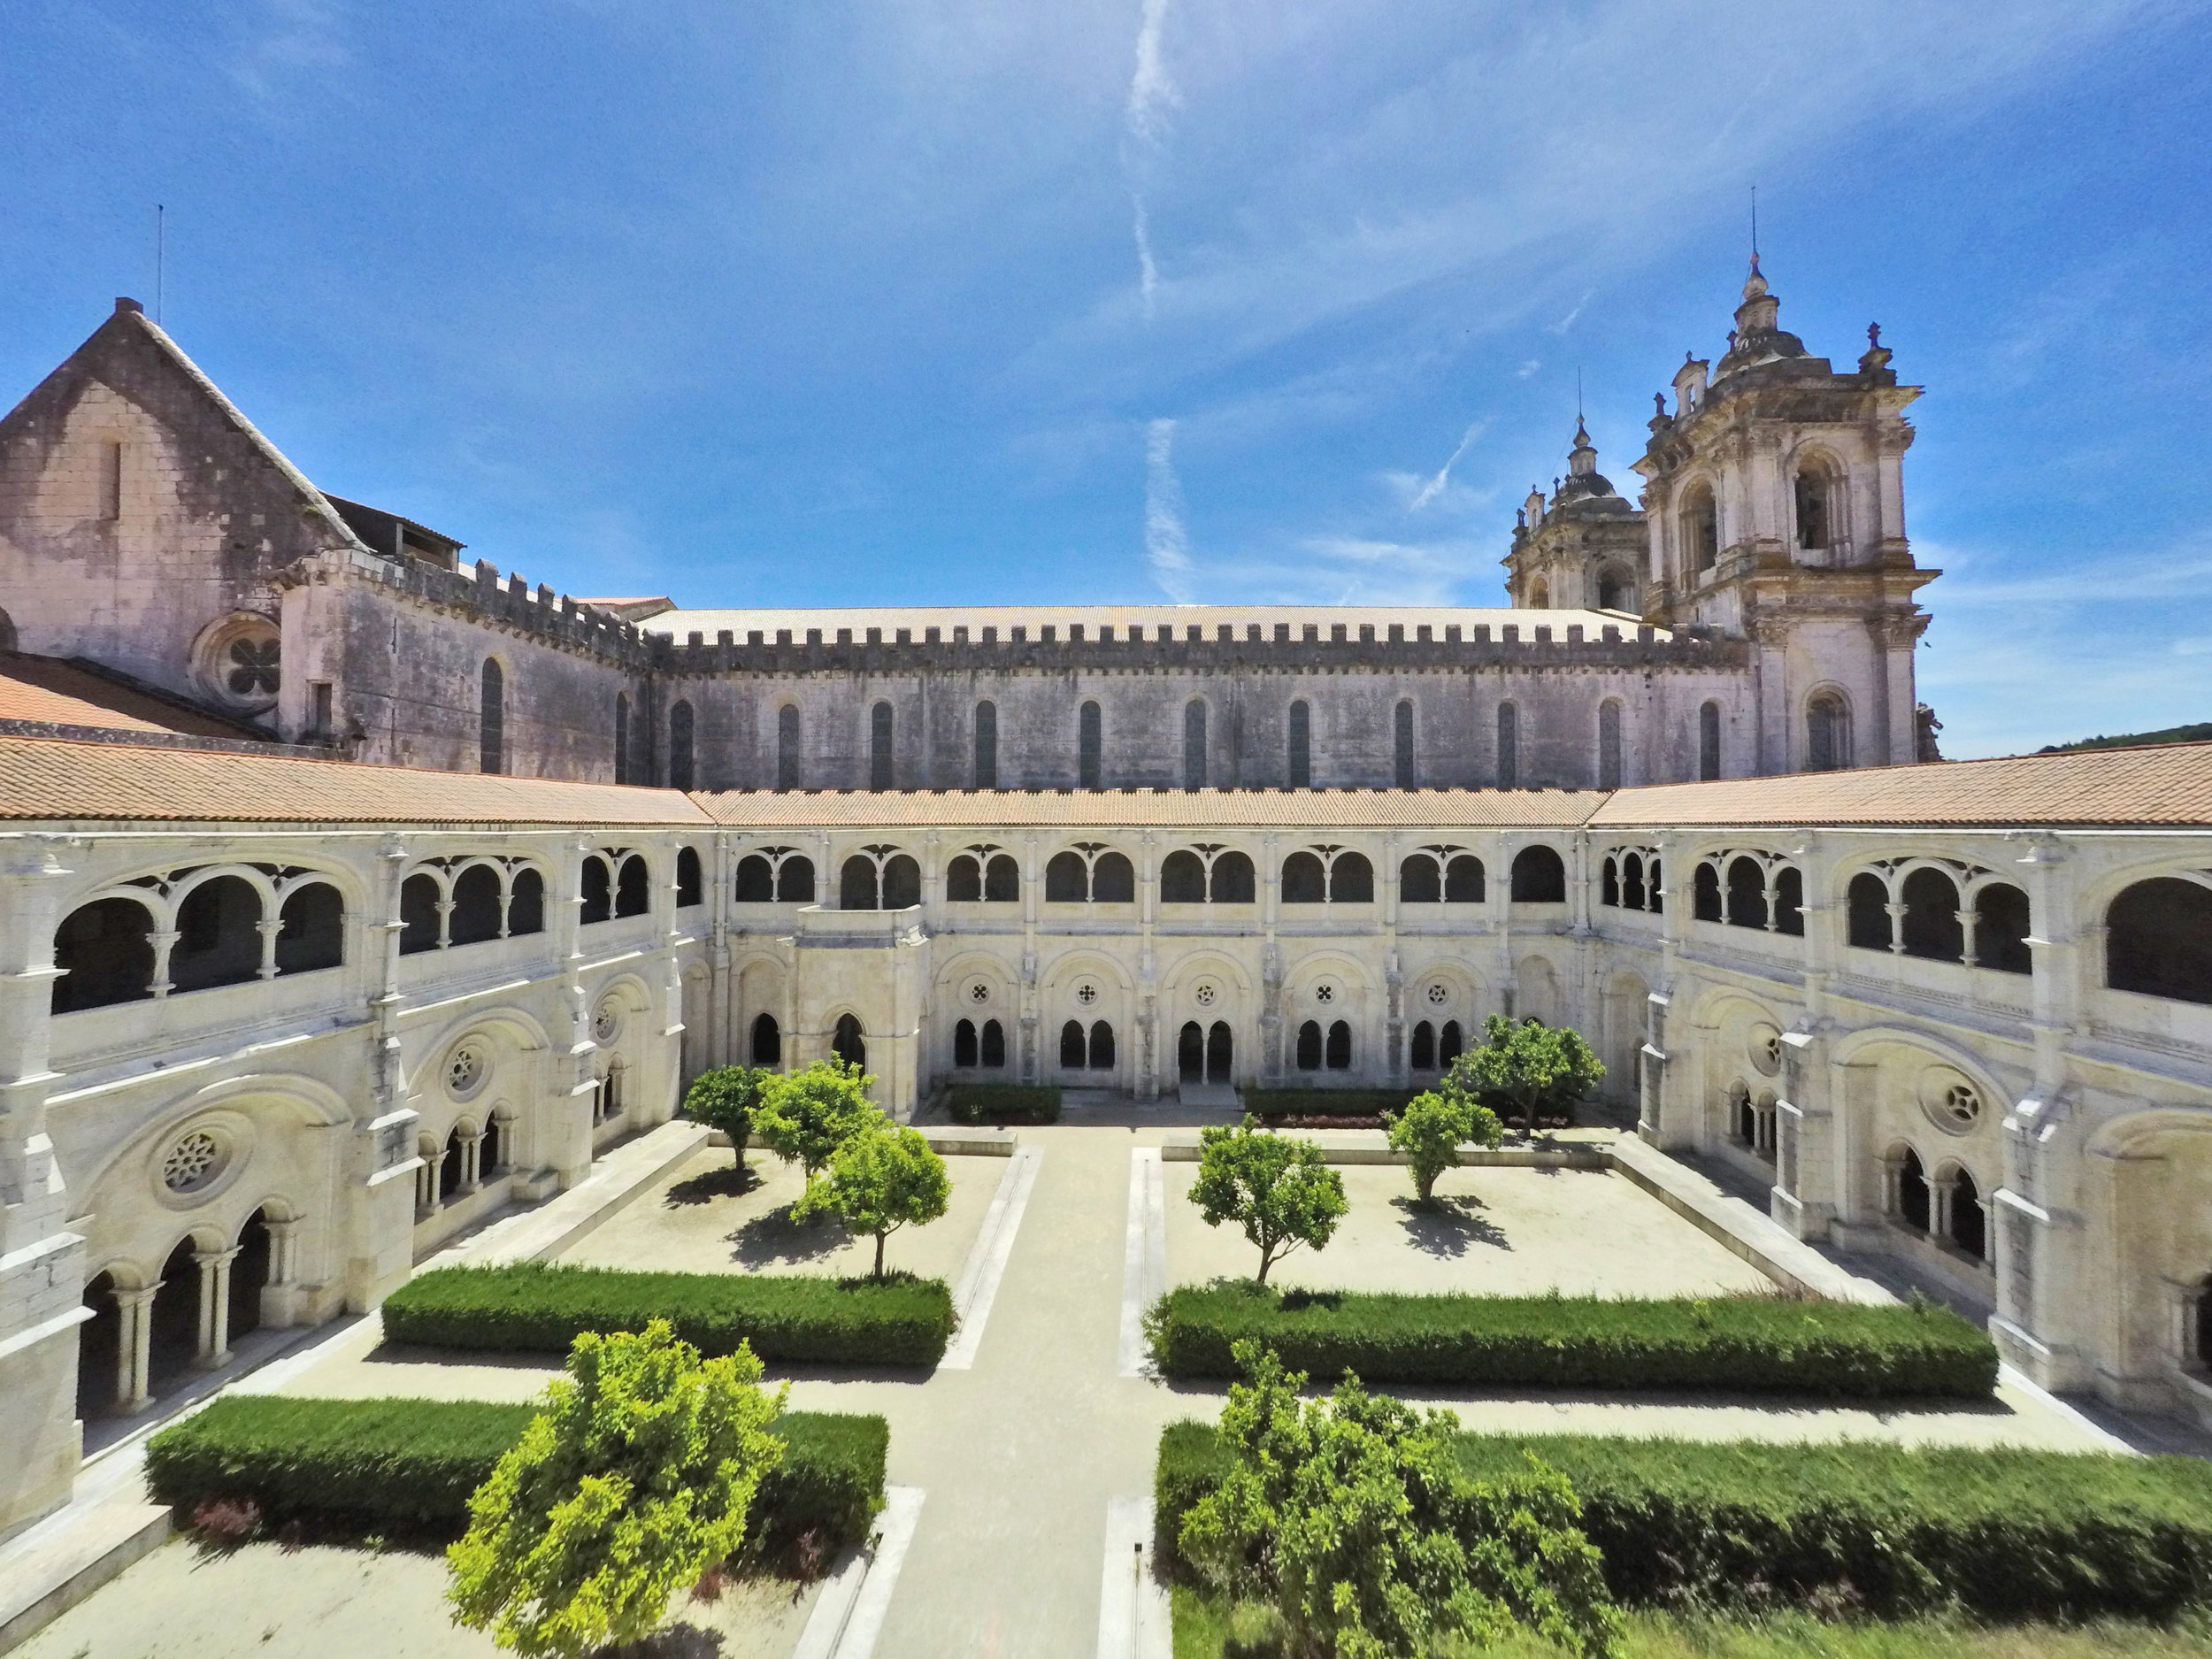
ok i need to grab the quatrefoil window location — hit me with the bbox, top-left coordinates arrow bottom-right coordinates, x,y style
1937,1082 -> 1981,1131
967,981 -> 991,1005
1075,982 -> 1099,1006
226,636 -> 281,695
1314,984 -> 1336,1004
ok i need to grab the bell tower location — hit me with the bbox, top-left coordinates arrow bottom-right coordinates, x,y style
1633,257 -> 1937,773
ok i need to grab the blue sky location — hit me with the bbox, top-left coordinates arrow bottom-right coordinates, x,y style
4,1 -> 2208,758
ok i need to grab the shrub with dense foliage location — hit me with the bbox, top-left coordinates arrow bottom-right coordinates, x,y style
793,1120 -> 950,1279
1178,1340 -> 1620,1659
445,1320 -> 785,1657
1384,1089 -> 1503,1204
147,1394 -> 887,1567
384,1260 -> 957,1366
1160,1422 -> 2212,1623
1243,1089 -> 1421,1122
1147,1286 -> 1996,1398
754,1059 -> 880,1184
1444,1014 -> 1604,1126
682,1064 -> 775,1173
1188,1116 -> 1348,1286
944,1084 -> 1060,1125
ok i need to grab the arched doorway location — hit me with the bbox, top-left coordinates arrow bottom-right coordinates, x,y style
77,1271 -> 120,1418
1206,1022 -> 1233,1085
148,1239 -> 202,1395
228,1210 -> 273,1344
1178,1021 -> 1203,1082
832,1013 -> 866,1071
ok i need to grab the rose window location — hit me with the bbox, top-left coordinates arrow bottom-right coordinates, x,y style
1938,1082 -> 1981,1131
1075,982 -> 1099,1006
1425,983 -> 1449,1006
162,1131 -> 222,1194
593,1001 -> 621,1043
1314,984 -> 1335,1004
1193,982 -> 1218,1008
447,1046 -> 486,1097
226,636 -> 281,696
968,981 -> 991,1005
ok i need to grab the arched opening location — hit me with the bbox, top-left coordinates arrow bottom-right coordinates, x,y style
1496,703 -> 1518,789
777,703 -> 802,790
1847,872 -> 1892,950
171,876 -> 262,993
614,855 -> 650,918
1897,1148 -> 1930,1232
956,1019 -> 979,1068
1161,850 -> 1207,903
751,1012 -> 781,1065
1184,700 -> 1208,789
1091,1020 -> 1117,1071
983,855 -> 1018,902
1509,846 -> 1566,903
1597,700 -> 1623,790
676,847 -> 703,908
1601,856 -> 1620,908
1699,701 -> 1721,781
1793,464 -> 1834,550
440,1127 -> 466,1202
480,658 -> 504,775
52,897 -> 155,1012
1807,692 -> 1851,772
1399,856 -> 1440,904
1045,851 -> 1088,902
973,701 -> 997,789
580,858 -> 612,926
669,700 -> 695,792
1725,857 -> 1768,930
509,868 -> 545,935
841,856 -> 880,910
1692,863 -> 1724,923
1529,579 -> 1549,609
614,693 -> 631,786
274,882 -> 344,972
980,1019 -> 1006,1068
1445,856 -> 1484,902
1210,851 -> 1255,903
778,855 -> 815,903
1330,853 -> 1375,903
148,1239 -> 201,1396
450,865 -> 503,946
400,872 -> 442,952
1287,700 -> 1311,788
870,701 -> 895,790
594,1063 -> 625,1126
881,854 -> 921,910
947,855 -> 983,902
1622,853 -> 1645,910
228,1210 -> 273,1344
1207,1021 -> 1233,1084
1971,883 -> 2031,974
2106,878 -> 2212,1004
1394,700 -> 1415,787
1901,868 -> 1964,963
1595,565 -> 1636,612
1325,1020 -> 1351,1071
1060,1019 -> 1087,1070
1683,483 -> 1719,572
1295,1020 -> 1322,1071
1410,1021 -> 1435,1071
1774,868 -> 1805,937
736,854 -> 776,902
1079,701 -> 1102,790
77,1271 -> 119,1418
832,1014 -> 866,1071
1091,852 -> 1135,903
1179,1021 -> 1204,1082
1948,1168 -> 1985,1260
1439,1020 -> 1463,1067
485,1115 -> 509,1176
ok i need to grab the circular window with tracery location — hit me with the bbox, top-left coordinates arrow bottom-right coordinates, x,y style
1314,983 -> 1336,1005
1750,1025 -> 1783,1077
1193,982 -> 1218,1008
447,1042 -> 488,1100
1425,983 -> 1449,1006
593,1000 -> 622,1044
1924,1073 -> 1983,1135
193,612 -> 282,710
967,981 -> 991,1005
162,1130 -> 224,1194
1075,981 -> 1100,1006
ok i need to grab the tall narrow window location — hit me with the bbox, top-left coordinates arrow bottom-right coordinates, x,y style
777,704 -> 801,790
1079,701 -> 1102,789
1808,693 -> 1851,772
479,659 -> 504,775
1496,703 -> 1518,789
668,700 -> 695,791
1699,701 -> 1721,781
1795,469 -> 1832,549
99,440 -> 123,520
870,701 -> 894,789
973,700 -> 998,788
1184,700 -> 1208,789
1598,700 -> 1623,789
1287,700 -> 1311,788
614,694 -> 631,785
1685,484 -> 1719,572
1394,700 -> 1415,788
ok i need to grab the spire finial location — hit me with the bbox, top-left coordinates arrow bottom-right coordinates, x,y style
1750,183 -> 1758,260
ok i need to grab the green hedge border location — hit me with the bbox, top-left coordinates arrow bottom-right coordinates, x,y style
943,1084 -> 1061,1125
147,1395 -> 887,1566
1240,1089 -> 1419,1119
383,1262 -> 956,1367
1157,1422 -> 2212,1621
1147,1285 -> 1997,1397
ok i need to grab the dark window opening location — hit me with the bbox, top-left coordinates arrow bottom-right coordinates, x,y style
479,659 -> 504,776
1179,1021 -> 1205,1080
956,1019 -> 979,1067
76,1271 -> 119,1418
841,856 -> 880,910
1775,867 -> 1805,937
1296,1020 -> 1322,1071
1622,853 -> 1645,910
1693,863 -> 1724,924
870,701 -> 895,790
1898,1148 -> 1929,1231
832,1014 -> 865,1071
1060,1018 -> 1086,1070
1445,856 -> 1484,902
676,847 -> 703,908
1973,883 -> 2032,974
1211,851 -> 1256,903
1400,856 -> 1440,904
171,875 -> 262,993
735,855 -> 775,902
401,872 -> 443,952
1726,857 -> 1769,930
1325,1020 -> 1351,1071
1079,701 -> 1102,790
1045,851 -> 1087,902
1699,702 -> 1721,781
1394,700 -> 1415,788
985,855 -> 1018,902
1901,868 -> 1964,963
1281,852 -> 1328,904
777,704 -> 802,790
1410,1021 -> 1435,1071
1949,1168 -> 1985,1260
1510,845 -> 1566,903
1161,850 -> 1207,904
1686,489 -> 1719,572
149,1239 -> 200,1394
1847,872 -> 1892,950
1207,1021 -> 1232,1083
881,854 -> 920,910
973,701 -> 997,789
2107,878 -> 2212,1004
614,855 -> 650,918
53,897 -> 156,1012
509,869 -> 545,936
947,855 -> 982,902
1092,852 -> 1135,903
1497,703 -> 1518,789
1598,701 -> 1623,790
1601,857 -> 1620,909
274,882 -> 343,974
228,1210 -> 272,1344
1184,700 -> 1208,789
1808,694 -> 1851,772
1439,1020 -> 1463,1067
449,864 -> 503,946
1090,1020 -> 1115,1071
981,1018 -> 1006,1067
1288,700 -> 1311,787
580,857 -> 612,926
751,1012 -> 781,1065
1795,470 -> 1832,549
615,694 -> 631,786
1330,852 -> 1375,903
778,856 -> 815,903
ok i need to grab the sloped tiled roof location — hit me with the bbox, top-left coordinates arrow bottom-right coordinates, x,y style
0,656 -> 270,740
647,603 -> 1647,640
1589,743 -> 2212,829
0,734 -> 710,826
688,788 -> 1608,831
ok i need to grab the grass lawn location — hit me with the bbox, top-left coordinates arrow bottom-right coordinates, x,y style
1171,1589 -> 2212,1659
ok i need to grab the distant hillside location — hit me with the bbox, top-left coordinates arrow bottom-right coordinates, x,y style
2039,721 -> 2212,754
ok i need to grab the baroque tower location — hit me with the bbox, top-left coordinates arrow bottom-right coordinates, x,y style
1633,257 -> 1936,772
1503,418 -> 1647,616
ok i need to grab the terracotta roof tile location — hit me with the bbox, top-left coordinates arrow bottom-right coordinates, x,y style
648,603 -> 1650,640
0,656 -> 266,740
688,787 -> 1607,831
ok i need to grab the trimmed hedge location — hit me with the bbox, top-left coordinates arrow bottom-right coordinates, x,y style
1147,1285 -> 1996,1398
383,1262 -> 956,1367
147,1394 -> 887,1563
944,1084 -> 1061,1126
1241,1088 -> 1418,1120
1156,1422 -> 2212,1621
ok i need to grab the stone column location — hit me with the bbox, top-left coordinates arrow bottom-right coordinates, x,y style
1137,832 -> 1158,1102
194,1247 -> 239,1368
256,917 -> 283,979
115,1286 -> 157,1414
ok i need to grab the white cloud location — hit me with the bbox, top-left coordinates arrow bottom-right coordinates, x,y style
1125,0 -> 1179,143
1407,418 -> 1488,511
1133,193 -> 1160,321
1516,360 -> 1541,379
1144,417 -> 1195,600
1546,290 -> 1594,335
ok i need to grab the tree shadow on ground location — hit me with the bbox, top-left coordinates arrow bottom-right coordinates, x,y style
626,1624 -> 726,1656
664,1164 -> 761,1207
726,1207 -> 849,1268
1393,1194 -> 1509,1258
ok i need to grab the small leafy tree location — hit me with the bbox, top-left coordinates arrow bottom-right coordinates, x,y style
792,1119 -> 951,1279
447,1318 -> 787,1658
1189,1116 -> 1348,1286
1444,1013 -> 1605,1128
753,1059 -> 880,1186
1385,1089 -> 1503,1205
682,1064 -> 774,1175
1180,1340 -> 1622,1659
